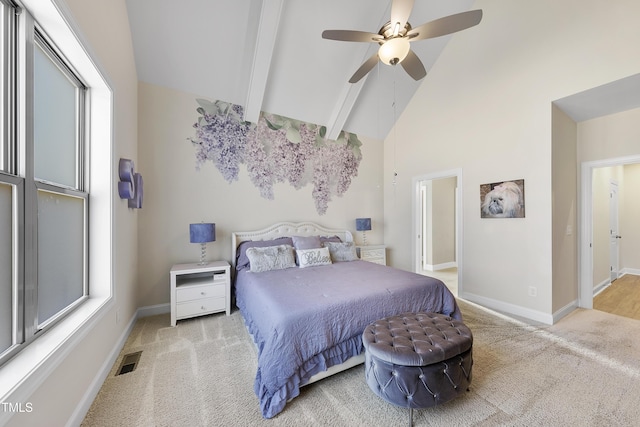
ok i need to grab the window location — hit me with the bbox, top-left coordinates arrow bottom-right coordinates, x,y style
0,0 -> 89,366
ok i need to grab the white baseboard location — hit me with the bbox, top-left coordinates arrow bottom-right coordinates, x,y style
460,292 -> 554,325
552,300 -> 579,323
67,302 -> 168,426
66,310 -> 138,427
137,303 -> 170,318
621,268 -> 640,277
423,262 -> 457,271
593,277 -> 611,296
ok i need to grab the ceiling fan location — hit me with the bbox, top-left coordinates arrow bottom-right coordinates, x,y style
322,0 -> 482,83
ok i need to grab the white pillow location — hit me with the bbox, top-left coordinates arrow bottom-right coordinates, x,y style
296,247 -> 332,268
246,245 -> 296,273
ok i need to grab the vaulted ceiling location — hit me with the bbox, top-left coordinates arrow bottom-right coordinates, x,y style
125,0 -> 476,141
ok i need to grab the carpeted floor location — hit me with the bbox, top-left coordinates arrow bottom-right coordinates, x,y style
81,300 -> 640,426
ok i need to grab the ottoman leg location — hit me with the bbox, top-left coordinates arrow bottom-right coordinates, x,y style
409,407 -> 413,427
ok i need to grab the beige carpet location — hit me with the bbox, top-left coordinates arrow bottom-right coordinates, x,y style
81,300 -> 640,426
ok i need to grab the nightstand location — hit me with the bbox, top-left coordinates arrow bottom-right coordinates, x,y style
170,261 -> 231,326
356,245 -> 387,266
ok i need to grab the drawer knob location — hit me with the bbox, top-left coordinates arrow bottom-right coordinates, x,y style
201,291 -> 206,295
201,306 -> 205,310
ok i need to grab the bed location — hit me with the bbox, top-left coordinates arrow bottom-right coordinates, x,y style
232,222 -> 461,419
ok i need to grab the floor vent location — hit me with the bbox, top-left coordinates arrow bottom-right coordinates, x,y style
116,351 -> 142,376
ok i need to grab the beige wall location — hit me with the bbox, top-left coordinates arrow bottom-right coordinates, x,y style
551,106 -> 577,312
384,0 -> 640,320
621,164 -> 640,271
578,107 -> 640,289
7,0 -> 139,426
136,82 -> 384,308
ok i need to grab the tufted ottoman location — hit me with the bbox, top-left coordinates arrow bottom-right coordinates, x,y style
362,312 -> 473,426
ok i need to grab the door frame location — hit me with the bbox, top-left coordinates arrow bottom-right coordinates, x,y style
580,154 -> 640,308
412,168 -> 463,292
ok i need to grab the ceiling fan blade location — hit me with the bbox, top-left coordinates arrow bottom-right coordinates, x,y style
349,53 -> 379,83
407,9 -> 483,41
322,29 -> 383,43
400,49 -> 426,81
390,0 -> 414,31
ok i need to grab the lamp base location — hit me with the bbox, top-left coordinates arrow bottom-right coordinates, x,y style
361,231 -> 368,246
198,243 -> 208,265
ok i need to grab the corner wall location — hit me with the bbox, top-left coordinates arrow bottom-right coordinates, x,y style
551,105 -> 577,313
383,0 -> 640,322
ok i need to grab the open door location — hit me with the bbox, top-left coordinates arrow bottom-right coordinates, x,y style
609,181 -> 620,283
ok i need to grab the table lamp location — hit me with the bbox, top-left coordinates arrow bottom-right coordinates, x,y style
355,218 -> 371,246
190,223 -> 215,265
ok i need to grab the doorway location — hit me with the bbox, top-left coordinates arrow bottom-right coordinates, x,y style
412,169 -> 462,296
580,156 -> 640,308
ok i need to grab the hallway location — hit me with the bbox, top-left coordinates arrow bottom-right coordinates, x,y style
594,274 -> 640,321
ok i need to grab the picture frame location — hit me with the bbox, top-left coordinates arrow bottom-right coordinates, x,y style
480,179 -> 525,218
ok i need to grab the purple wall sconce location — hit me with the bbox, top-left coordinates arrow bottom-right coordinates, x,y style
118,158 -> 143,208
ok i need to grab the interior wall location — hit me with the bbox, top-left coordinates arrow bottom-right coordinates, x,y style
6,1 -> 139,426
578,107 -> 640,289
551,105 -> 577,312
136,82 -> 384,308
383,0 -> 640,321
622,164 -> 640,271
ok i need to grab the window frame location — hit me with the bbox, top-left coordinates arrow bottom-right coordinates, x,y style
0,0 -> 90,366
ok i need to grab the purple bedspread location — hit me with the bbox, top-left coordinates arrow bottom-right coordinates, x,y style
234,260 -> 460,418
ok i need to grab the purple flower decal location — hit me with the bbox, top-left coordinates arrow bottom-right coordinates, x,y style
190,99 -> 362,215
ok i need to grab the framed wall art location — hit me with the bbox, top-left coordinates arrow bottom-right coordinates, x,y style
480,179 -> 525,218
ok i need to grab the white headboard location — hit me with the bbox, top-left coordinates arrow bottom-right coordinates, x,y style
231,221 -> 353,269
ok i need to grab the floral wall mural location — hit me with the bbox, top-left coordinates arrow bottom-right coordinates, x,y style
189,99 -> 363,215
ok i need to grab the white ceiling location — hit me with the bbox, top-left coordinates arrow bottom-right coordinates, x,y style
125,0 -> 476,141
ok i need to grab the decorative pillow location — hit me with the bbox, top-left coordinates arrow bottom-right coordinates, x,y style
296,247 -> 332,268
292,235 -> 322,250
246,245 -> 296,273
236,237 -> 294,271
320,235 -> 342,244
324,241 -> 358,262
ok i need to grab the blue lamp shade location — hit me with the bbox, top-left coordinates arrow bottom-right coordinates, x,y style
355,218 -> 372,231
190,223 -> 216,243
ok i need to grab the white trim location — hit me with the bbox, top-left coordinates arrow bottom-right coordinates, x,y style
622,268 -> 640,276
411,169 -> 463,294
66,306 -> 137,427
579,154 -> 640,309
460,292 -> 554,325
422,261 -> 457,272
552,300 -> 579,324
593,277 -> 611,296
137,303 -> 170,319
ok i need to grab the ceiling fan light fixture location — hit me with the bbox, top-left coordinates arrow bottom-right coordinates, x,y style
378,37 -> 410,66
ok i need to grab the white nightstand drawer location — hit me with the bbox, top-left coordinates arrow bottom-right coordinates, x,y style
177,284 -> 225,303
176,297 -> 225,318
212,273 -> 227,284
356,245 -> 387,266
362,248 -> 385,258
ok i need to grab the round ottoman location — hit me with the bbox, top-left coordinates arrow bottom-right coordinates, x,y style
362,312 -> 473,425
